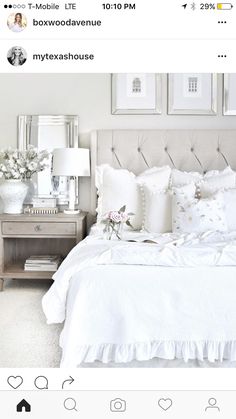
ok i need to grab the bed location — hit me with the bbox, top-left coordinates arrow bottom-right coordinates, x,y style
42,129 -> 236,368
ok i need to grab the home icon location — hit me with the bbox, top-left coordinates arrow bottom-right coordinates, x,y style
16,399 -> 31,412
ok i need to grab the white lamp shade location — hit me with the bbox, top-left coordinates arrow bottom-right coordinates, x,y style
52,148 -> 90,177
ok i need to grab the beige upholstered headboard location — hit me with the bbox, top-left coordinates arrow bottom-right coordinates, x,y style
90,129 -> 236,214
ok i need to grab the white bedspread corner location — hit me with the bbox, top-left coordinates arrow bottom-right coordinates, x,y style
42,230 -> 236,367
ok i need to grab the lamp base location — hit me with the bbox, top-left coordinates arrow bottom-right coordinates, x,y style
64,209 -> 81,215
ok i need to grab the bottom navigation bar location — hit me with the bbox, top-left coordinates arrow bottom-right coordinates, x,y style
0,390 -> 235,418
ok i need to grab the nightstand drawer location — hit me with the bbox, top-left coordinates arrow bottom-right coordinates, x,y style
2,222 -> 76,236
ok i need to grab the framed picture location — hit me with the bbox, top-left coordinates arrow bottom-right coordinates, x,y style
111,73 -> 162,114
223,73 -> 236,115
168,73 -> 217,115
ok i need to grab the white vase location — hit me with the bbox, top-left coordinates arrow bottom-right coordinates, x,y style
23,179 -> 36,204
104,222 -> 124,240
0,180 -> 28,214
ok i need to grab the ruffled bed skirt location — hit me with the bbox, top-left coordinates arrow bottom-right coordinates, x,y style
60,340 -> 236,367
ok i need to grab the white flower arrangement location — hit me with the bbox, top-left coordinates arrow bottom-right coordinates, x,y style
0,146 -> 49,180
102,205 -> 134,240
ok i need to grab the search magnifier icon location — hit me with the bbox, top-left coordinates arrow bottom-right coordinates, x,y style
64,398 -> 78,412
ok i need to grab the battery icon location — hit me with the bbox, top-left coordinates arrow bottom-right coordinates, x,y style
217,3 -> 233,9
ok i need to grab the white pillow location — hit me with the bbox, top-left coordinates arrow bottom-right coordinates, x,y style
141,183 -> 196,234
95,164 -> 171,230
171,168 -> 202,187
204,166 -> 234,178
172,182 -> 197,198
200,167 -> 236,198
172,192 -> 227,234
141,185 -> 172,233
221,189 -> 236,232
172,166 -> 236,193
137,165 -> 172,188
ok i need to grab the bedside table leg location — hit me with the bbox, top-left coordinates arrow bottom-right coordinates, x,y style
0,279 -> 4,292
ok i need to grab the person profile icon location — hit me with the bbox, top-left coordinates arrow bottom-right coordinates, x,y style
205,398 -> 220,412
7,46 -> 27,67
7,13 -> 27,32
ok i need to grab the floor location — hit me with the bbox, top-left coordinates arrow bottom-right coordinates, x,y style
0,279 -> 62,368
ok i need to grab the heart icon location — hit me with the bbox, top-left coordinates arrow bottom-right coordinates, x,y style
7,376 -> 23,389
158,398 -> 173,411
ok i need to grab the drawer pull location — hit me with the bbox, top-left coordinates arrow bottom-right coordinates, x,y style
34,225 -> 42,232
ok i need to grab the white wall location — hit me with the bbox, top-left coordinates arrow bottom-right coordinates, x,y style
0,73 -> 236,213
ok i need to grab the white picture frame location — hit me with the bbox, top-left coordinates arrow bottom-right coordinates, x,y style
111,73 -> 162,115
168,73 -> 217,115
223,73 -> 236,115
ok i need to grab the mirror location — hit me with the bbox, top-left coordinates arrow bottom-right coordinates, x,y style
18,115 -> 79,203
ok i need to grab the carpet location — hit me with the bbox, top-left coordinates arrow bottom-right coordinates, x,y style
0,279 -> 62,368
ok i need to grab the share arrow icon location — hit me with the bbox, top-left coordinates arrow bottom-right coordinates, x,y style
62,376 -> 75,389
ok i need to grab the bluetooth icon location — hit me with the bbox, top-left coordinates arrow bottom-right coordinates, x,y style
191,2 -> 196,10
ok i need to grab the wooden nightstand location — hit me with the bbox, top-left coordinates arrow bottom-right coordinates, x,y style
0,212 -> 87,291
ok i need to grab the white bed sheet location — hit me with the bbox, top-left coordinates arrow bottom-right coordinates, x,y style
42,229 -> 236,368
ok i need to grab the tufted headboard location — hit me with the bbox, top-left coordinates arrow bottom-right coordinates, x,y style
90,129 -> 236,214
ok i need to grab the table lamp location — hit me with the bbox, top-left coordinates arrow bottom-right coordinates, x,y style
52,148 -> 90,214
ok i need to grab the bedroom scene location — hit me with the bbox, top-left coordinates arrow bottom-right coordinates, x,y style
0,73 -> 236,368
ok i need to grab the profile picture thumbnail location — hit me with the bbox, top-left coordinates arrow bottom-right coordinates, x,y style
7,46 -> 27,67
7,13 -> 27,33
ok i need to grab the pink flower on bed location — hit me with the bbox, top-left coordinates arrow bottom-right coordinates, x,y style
102,205 -> 134,240
120,212 -> 129,222
108,211 -> 123,223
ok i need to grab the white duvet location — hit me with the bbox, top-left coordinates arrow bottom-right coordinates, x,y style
42,229 -> 236,367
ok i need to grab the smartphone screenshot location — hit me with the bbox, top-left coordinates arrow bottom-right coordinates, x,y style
0,1 -> 236,418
